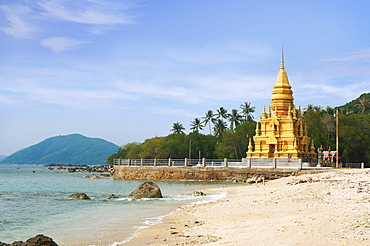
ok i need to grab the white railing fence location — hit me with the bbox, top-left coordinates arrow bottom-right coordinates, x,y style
113,158 -> 306,169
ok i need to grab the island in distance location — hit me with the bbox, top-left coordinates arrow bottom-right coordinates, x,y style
0,134 -> 118,165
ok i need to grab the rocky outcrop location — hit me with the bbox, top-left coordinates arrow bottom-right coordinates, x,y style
49,165 -> 113,175
0,234 -> 58,246
67,193 -> 91,200
127,181 -> 163,199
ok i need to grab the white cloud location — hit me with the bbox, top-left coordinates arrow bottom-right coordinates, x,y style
164,43 -> 271,64
4,79 -> 137,109
40,36 -> 87,53
114,73 -> 274,105
0,4 -> 37,39
321,49 -> 370,63
38,0 -> 133,25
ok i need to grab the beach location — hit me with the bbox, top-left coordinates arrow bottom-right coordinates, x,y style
123,169 -> 370,245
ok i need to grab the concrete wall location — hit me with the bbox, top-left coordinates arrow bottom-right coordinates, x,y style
112,165 -> 299,181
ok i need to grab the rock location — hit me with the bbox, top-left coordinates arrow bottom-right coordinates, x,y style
67,193 -> 91,200
191,191 -> 206,197
24,234 -> 58,246
100,174 -> 111,177
90,176 -> 100,179
0,234 -> 58,246
83,175 -> 89,178
108,194 -> 119,199
127,181 -> 163,199
246,175 -> 265,184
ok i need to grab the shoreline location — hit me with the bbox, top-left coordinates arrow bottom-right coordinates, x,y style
122,169 -> 370,245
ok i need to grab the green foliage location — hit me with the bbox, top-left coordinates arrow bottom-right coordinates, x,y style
336,93 -> 370,115
107,142 -> 141,164
304,110 -> 335,150
188,132 -> 219,159
2,134 -> 119,165
215,122 -> 256,159
109,123 -> 256,161
338,114 -> 370,164
304,105 -> 370,166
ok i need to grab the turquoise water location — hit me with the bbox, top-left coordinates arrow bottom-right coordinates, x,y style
0,164 -> 231,245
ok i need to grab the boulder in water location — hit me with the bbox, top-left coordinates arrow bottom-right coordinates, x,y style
67,193 -> 91,200
0,234 -> 58,246
191,191 -> 206,197
127,181 -> 163,199
108,194 -> 119,199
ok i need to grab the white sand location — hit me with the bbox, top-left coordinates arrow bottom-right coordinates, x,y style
122,169 -> 370,245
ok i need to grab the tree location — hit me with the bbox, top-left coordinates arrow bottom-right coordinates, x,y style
304,108 -> 334,150
202,110 -> 215,135
162,133 -> 188,158
213,119 -> 227,136
188,132 -> 218,159
357,98 -> 370,114
171,122 -> 185,134
190,118 -> 203,133
325,106 -> 335,115
107,142 -> 141,164
215,122 -> 256,159
338,107 -> 353,116
228,109 -> 244,131
338,114 -> 370,165
138,137 -> 167,158
240,102 -> 255,122
216,107 -> 229,120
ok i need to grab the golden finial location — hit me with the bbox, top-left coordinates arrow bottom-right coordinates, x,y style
248,138 -> 253,152
281,46 -> 285,69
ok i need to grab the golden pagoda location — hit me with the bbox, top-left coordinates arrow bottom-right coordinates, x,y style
247,50 -> 316,159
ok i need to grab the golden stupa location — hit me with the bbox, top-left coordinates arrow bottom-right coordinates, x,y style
247,50 -> 316,159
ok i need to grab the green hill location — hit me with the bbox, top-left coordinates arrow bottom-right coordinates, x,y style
1,134 -> 119,165
0,155 -> 6,162
337,92 -> 370,113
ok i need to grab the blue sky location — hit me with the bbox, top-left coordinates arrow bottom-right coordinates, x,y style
1,0 -> 370,156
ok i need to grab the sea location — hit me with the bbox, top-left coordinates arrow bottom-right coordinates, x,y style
0,164 -> 234,246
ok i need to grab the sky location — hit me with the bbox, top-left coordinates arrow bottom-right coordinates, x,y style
1,0 -> 370,156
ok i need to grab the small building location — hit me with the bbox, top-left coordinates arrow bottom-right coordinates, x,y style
247,51 -> 316,160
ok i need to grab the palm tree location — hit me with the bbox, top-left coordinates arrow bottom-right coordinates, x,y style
338,107 -> 353,116
171,122 -> 185,134
213,119 -> 227,136
216,107 -> 229,120
240,102 -> 255,122
190,118 -> 203,133
228,109 -> 244,131
314,105 -> 323,112
303,104 -> 315,116
202,110 -> 215,135
325,106 -> 335,115
357,98 -> 370,114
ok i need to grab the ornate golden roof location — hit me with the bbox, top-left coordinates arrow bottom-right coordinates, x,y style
271,48 -> 294,114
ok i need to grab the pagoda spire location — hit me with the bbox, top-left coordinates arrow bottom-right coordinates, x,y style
270,47 -> 294,114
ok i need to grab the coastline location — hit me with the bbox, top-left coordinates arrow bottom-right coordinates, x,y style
122,169 -> 370,245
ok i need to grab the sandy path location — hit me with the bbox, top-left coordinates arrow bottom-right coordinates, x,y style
122,169 -> 370,245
